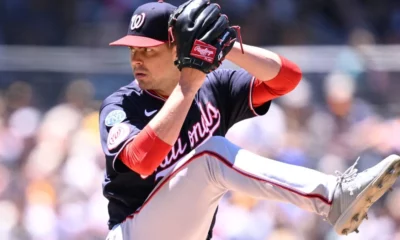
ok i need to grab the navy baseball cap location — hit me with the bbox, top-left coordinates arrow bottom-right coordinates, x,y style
110,1 -> 177,47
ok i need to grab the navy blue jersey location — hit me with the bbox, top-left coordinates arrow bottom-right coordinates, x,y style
99,68 -> 271,235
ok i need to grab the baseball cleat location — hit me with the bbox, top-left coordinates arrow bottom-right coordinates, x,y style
327,154 -> 400,235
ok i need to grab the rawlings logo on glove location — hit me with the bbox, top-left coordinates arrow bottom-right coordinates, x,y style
168,0 -> 243,73
191,40 -> 217,63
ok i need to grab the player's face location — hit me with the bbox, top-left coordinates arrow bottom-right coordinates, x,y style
130,44 -> 180,95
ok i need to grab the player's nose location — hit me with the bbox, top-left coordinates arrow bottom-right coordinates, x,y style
130,51 -> 144,66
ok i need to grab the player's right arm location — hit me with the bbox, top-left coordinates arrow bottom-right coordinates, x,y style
148,69 -> 205,144
118,69 -> 206,176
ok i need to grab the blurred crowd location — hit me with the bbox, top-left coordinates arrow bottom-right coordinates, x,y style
1,0 -> 400,240
0,79 -> 107,240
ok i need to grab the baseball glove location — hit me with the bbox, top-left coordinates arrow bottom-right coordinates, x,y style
168,0 -> 243,73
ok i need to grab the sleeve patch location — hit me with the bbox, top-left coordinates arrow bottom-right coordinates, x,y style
107,123 -> 131,150
105,110 -> 127,127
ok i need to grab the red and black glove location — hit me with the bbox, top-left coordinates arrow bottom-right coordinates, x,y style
168,0 -> 242,73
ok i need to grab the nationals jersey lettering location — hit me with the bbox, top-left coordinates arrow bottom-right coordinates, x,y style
188,103 -> 220,148
158,103 -> 220,169
159,137 -> 187,169
156,102 -> 221,180
99,68 -> 272,233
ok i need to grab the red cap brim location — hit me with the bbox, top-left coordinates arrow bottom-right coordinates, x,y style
109,35 -> 166,47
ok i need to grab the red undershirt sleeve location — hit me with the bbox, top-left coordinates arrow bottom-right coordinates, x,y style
119,125 -> 172,176
252,55 -> 302,107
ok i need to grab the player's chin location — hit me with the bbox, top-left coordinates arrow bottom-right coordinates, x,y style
136,80 -> 153,90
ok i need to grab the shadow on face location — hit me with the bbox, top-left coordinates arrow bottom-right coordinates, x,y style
130,44 -> 180,95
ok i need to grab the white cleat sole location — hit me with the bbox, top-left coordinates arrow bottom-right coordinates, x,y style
334,154 -> 400,235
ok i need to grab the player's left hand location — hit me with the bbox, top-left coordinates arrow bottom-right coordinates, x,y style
168,0 -> 238,74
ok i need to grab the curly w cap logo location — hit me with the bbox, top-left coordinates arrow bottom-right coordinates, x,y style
190,40 -> 216,63
130,13 -> 146,30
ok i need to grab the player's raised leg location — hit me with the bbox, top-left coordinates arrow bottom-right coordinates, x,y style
199,136 -> 400,236
106,136 -> 400,240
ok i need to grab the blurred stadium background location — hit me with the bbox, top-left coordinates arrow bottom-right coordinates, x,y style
1,0 -> 400,239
